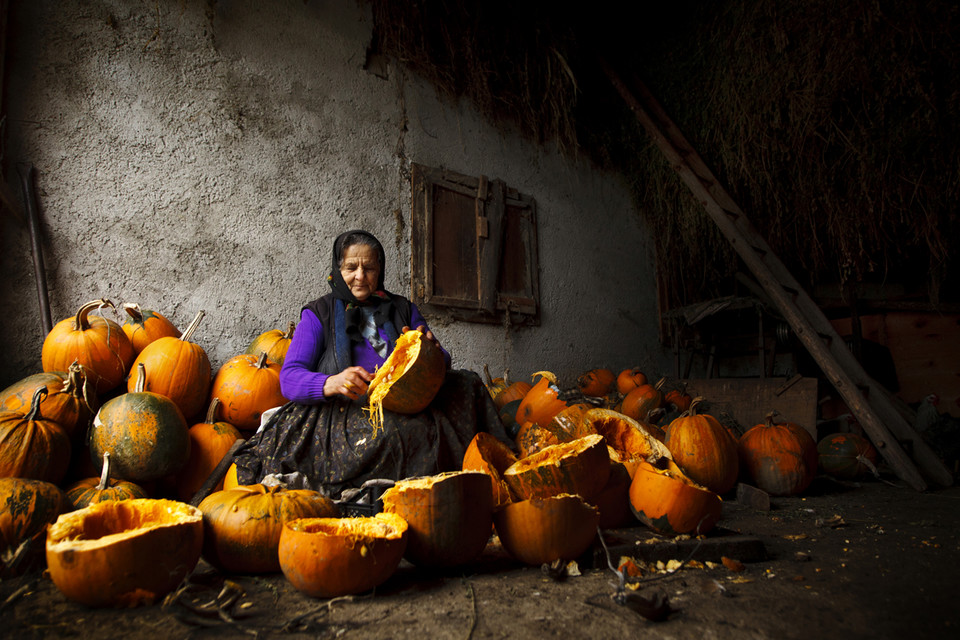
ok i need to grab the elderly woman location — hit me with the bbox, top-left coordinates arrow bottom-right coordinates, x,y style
231,230 -> 511,497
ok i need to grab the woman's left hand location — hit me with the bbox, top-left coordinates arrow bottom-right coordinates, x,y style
402,324 -> 441,349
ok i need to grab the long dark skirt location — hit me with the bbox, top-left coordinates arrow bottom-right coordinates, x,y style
231,369 -> 512,498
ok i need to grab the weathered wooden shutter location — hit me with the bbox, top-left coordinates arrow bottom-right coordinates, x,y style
411,164 -> 538,324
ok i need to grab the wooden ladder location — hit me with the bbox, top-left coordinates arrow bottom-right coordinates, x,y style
603,63 -> 953,491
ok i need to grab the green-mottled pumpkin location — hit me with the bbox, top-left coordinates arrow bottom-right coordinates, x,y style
0,362 -> 97,439
0,477 -> 66,576
89,364 -> 190,483
738,412 -> 818,496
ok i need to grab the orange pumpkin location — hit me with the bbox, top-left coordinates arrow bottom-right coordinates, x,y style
0,362 -> 97,438
367,330 -> 447,433
577,368 -> 616,397
279,513 -> 408,598
90,363 -> 191,483
0,387 -> 71,484
619,377 -> 665,422
516,373 -> 567,427
176,398 -> 242,501
494,380 -> 532,410
121,303 -> 181,355
380,471 -> 493,567
616,367 -> 648,396
128,310 -> 212,423
246,321 -> 296,367
198,484 -> 339,573
494,494 -> 599,565
65,452 -> 149,509
738,412 -> 818,496
209,352 -> 287,433
45,499 -> 203,607
462,432 -> 518,509
664,388 -> 692,412
514,404 -> 595,459
629,459 -> 722,536
664,397 -> 739,494
41,299 -> 135,394
503,434 -> 610,502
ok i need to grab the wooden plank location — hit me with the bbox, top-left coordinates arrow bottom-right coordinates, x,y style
478,178 -> 504,314
601,61 -> 950,490
685,377 -> 818,439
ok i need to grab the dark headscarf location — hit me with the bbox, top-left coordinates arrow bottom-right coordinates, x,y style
327,230 -> 396,344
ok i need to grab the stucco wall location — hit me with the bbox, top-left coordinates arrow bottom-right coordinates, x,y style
0,0 -> 669,391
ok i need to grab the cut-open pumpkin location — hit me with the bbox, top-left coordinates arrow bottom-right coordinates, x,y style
45,498 -> 203,607
502,434 -> 610,502
494,493 -> 599,565
279,513 -> 408,598
366,330 -> 446,435
628,460 -> 722,536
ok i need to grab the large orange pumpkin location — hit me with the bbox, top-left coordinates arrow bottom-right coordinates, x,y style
367,330 -> 447,434
121,303 -> 181,355
41,299 -> 135,394
380,471 -> 493,567
629,460 -> 722,536
176,398 -> 242,502
128,310 -> 212,423
198,484 -> 338,573
0,387 -> 71,484
65,452 -> 149,509
462,432 -> 518,509
0,361 -> 97,439
664,398 -> 739,494
246,321 -> 296,367
279,513 -> 408,598
738,412 -> 818,496
89,363 -> 191,483
45,499 -> 203,607
503,434 -> 610,502
209,352 -> 287,432
494,494 -> 599,565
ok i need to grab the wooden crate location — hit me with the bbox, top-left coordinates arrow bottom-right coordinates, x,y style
684,376 -> 818,439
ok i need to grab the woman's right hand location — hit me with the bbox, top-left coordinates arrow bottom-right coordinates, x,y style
324,366 -> 374,401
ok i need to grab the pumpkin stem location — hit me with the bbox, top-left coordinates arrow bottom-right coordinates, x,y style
256,352 -> 269,369
134,362 -> 147,393
74,298 -> 115,331
284,321 -> 296,339
63,361 -> 98,413
96,451 -> 112,491
765,410 -> 780,426
483,364 -> 494,385
26,386 -> 48,421
180,310 -> 206,343
122,302 -> 144,323
205,397 -> 221,423
688,396 -> 706,416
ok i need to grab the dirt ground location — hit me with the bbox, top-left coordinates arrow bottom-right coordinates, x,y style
2,474 -> 959,640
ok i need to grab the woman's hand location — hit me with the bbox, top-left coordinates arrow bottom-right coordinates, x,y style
324,366 -> 374,400
402,324 -> 441,349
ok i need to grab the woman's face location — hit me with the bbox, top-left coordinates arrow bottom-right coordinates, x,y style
340,243 -> 381,302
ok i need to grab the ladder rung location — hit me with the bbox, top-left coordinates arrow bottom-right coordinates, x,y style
722,208 -> 740,220
751,245 -> 767,257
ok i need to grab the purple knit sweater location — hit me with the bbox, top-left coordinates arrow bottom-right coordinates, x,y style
278,304 -> 451,404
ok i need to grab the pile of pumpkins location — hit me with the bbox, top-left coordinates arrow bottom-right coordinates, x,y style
473,366 -> 881,551
0,300 -> 882,607
0,298 -> 304,604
